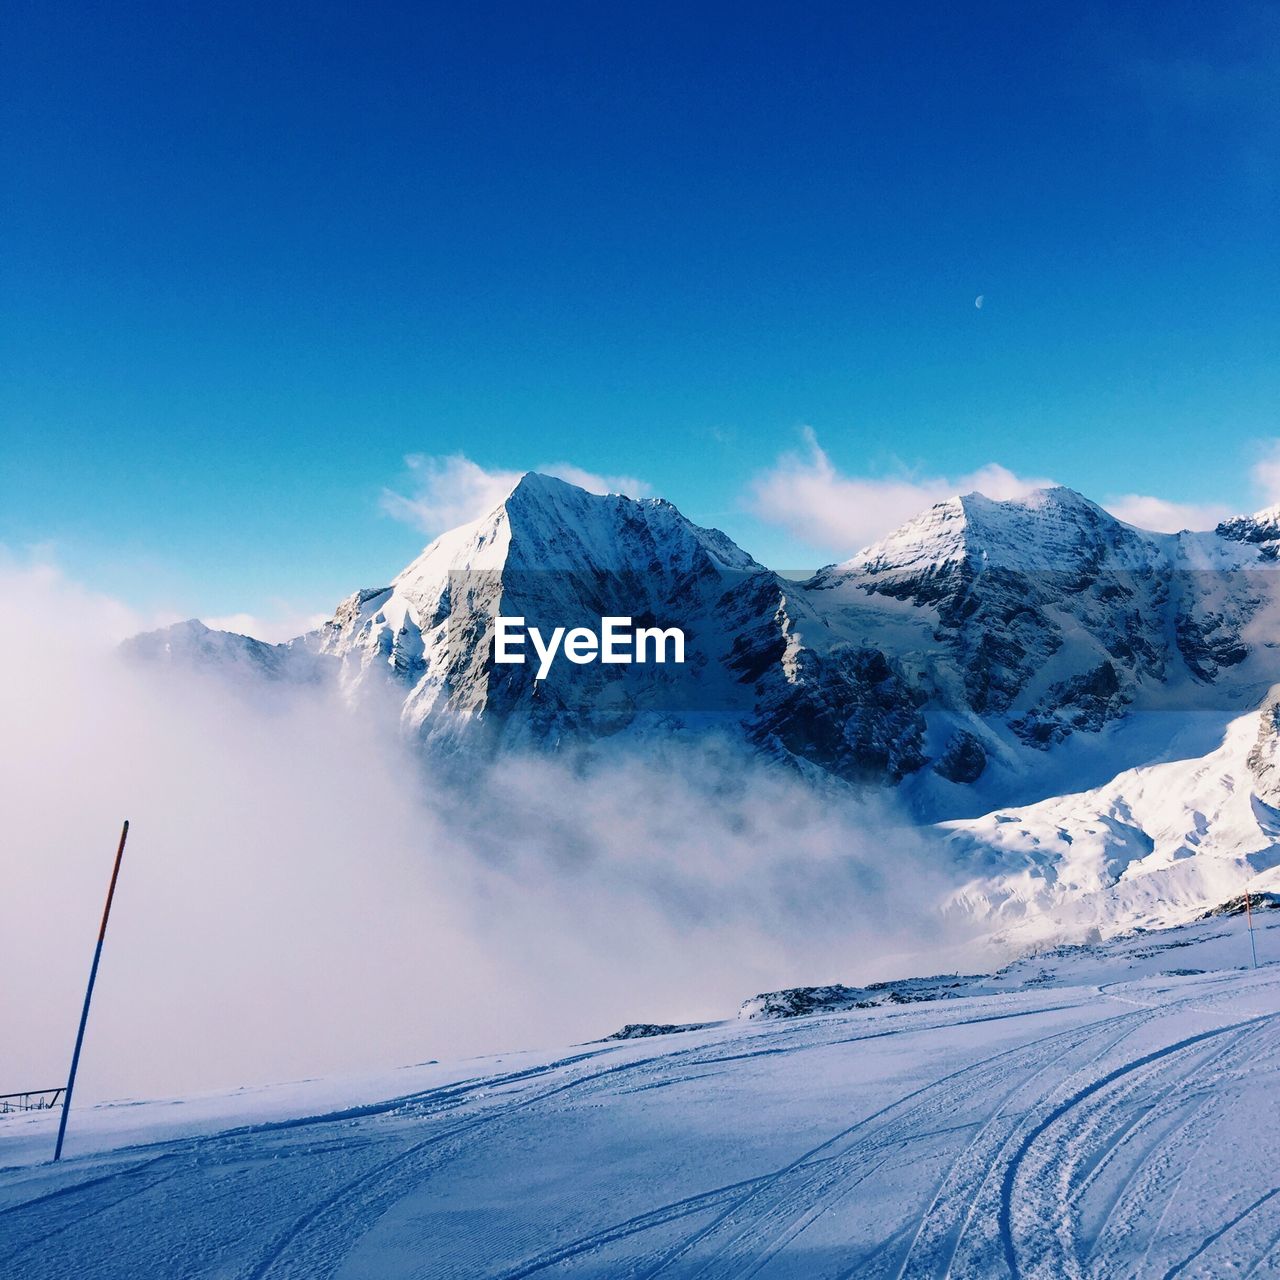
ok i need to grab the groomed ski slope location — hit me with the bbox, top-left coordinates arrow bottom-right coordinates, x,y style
2,915 -> 1279,1279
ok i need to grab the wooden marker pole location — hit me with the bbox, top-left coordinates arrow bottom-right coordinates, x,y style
1245,888 -> 1259,971
54,820 -> 130,1162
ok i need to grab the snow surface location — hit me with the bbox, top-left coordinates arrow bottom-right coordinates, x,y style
4,914 -> 1279,1279
942,704 -> 1280,946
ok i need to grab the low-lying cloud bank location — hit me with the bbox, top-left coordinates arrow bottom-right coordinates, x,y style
1,551 -> 978,1105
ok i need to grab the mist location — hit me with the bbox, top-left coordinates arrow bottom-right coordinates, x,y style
0,552 -> 985,1105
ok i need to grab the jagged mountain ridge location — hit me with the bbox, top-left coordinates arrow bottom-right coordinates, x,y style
131,473 -> 1280,804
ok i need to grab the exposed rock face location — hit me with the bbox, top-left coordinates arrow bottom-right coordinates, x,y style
1216,504 -> 1280,549
934,730 -> 987,783
602,1022 -> 707,1040
750,644 -> 928,783
1011,661 -> 1127,748
738,975 -> 979,1020
1247,685 -> 1280,808
818,489 -> 1170,735
312,473 -> 773,752
1200,893 -> 1280,917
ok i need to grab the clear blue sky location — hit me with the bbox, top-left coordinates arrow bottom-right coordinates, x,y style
3,1 -> 1277,624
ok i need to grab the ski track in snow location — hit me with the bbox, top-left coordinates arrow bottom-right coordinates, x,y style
2,962 -> 1280,1279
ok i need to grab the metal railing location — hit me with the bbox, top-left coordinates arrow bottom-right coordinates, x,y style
0,1088 -> 65,1115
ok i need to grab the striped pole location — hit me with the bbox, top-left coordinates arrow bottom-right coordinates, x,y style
1245,887 -> 1259,970
54,820 -> 130,1162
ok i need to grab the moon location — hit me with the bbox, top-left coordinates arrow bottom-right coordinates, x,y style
974,295 -> 984,309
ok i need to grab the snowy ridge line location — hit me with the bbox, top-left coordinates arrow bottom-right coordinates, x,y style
735,907 -> 1275,1027
133,474 -> 1280,776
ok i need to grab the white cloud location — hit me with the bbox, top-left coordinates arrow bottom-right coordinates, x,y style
201,608 -> 330,644
1101,439 -> 1280,532
746,429 -> 1055,556
1102,494 -> 1233,533
382,453 -> 652,535
1,547 -> 327,648
1251,441 -> 1280,509
381,454 -> 522,534
0,546 -> 146,643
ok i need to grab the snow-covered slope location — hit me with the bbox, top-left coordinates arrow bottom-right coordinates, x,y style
942,691 -> 1280,945
4,915 -> 1278,1279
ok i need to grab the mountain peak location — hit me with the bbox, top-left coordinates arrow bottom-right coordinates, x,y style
505,470 -> 579,502
1217,502 -> 1280,545
122,616 -> 304,680
498,470 -> 759,572
953,484 -> 1102,517
837,483 -> 1137,585
503,469 -> 658,514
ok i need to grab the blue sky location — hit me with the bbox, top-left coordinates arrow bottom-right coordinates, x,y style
2,1 -> 1277,636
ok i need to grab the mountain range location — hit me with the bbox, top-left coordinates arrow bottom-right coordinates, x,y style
127,472 -> 1280,943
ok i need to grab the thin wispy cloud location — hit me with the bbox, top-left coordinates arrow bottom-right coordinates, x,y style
382,454 -> 652,535
749,429 -> 1280,549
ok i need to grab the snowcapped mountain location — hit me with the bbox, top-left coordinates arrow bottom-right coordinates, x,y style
130,473 -> 1280,793
125,472 -> 1280,936
807,485 -> 1280,803
313,472 -> 782,750
121,617 -> 320,683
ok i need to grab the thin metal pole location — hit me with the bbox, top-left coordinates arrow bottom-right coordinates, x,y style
1245,888 -> 1259,970
54,820 -> 130,1162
